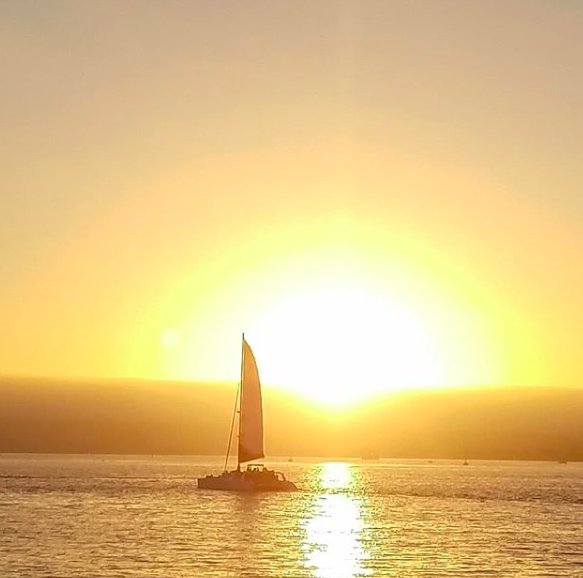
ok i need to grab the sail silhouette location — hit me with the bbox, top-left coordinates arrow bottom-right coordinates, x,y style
197,334 -> 297,491
238,339 -> 264,464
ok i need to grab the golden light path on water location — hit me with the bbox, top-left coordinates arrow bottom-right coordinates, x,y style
303,462 -> 371,578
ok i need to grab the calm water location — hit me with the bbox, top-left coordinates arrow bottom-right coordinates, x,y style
0,455 -> 581,577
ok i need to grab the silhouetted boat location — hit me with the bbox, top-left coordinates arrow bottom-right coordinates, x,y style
197,334 -> 297,492
361,452 -> 380,460
463,459 -> 469,466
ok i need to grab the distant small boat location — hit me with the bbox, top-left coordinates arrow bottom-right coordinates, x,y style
197,335 -> 297,492
361,452 -> 380,461
558,460 -> 568,465
463,459 -> 469,466
288,457 -> 294,462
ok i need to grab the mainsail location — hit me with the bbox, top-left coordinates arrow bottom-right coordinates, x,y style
238,338 -> 264,464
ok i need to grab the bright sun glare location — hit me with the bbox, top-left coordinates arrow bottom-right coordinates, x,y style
253,285 -> 445,407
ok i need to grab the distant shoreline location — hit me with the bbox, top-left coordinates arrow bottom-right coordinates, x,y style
2,377 -> 582,461
0,453 -> 580,465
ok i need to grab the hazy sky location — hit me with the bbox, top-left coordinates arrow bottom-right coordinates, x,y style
1,1 -> 582,403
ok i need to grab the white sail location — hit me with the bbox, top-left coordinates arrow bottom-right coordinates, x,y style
238,338 -> 264,464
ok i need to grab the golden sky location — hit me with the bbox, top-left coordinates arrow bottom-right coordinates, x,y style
1,1 -> 582,404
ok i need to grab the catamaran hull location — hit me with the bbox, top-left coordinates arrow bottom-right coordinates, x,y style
197,474 -> 297,492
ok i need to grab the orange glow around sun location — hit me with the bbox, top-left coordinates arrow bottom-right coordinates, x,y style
143,229 -> 508,408
113,148 -> 550,408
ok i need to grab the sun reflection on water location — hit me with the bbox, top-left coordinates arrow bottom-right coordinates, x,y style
303,462 -> 371,578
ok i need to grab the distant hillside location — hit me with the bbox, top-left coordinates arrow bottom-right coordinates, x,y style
1,376 -> 582,460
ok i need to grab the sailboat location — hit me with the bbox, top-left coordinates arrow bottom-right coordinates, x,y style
197,334 -> 297,492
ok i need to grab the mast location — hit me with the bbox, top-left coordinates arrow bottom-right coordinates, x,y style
223,381 -> 239,471
237,332 -> 245,469
222,333 -> 244,472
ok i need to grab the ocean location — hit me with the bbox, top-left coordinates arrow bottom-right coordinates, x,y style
0,455 -> 581,577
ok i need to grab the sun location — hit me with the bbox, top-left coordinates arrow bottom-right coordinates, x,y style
251,284 -> 445,407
